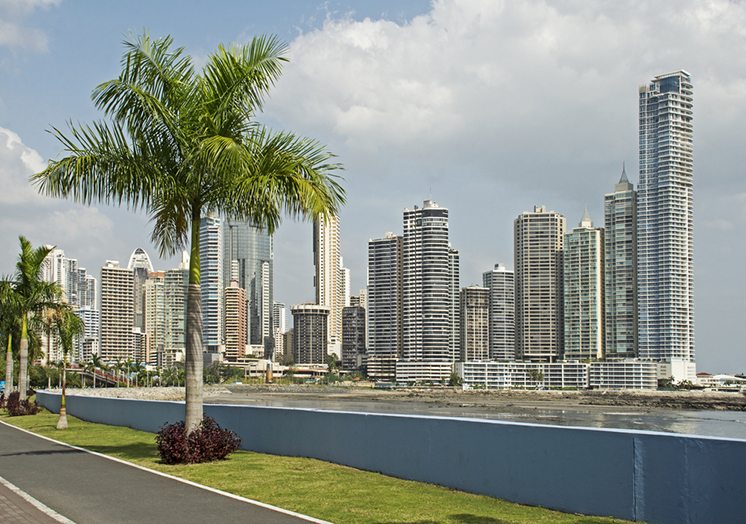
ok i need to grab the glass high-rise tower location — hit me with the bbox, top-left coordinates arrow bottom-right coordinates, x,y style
637,71 -> 694,362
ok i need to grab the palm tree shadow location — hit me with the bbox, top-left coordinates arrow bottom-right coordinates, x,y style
82,443 -> 159,461
0,448 -> 84,458
377,516 -> 510,524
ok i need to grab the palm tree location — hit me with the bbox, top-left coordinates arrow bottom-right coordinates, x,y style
90,353 -> 105,388
53,305 -> 85,429
33,33 -> 344,432
12,237 -> 61,400
1,279 -> 20,392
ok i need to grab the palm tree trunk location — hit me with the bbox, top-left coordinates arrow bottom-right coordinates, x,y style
19,313 -> 29,400
57,352 -> 68,429
185,213 -> 204,433
5,333 -> 13,392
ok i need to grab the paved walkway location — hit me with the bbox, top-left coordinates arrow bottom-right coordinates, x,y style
0,421 -> 320,524
0,477 -> 68,523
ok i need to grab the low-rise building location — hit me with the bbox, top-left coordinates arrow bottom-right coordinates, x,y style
589,361 -> 658,390
395,361 -> 454,386
457,361 -> 589,390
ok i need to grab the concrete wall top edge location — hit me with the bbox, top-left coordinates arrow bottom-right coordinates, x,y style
36,391 -> 746,443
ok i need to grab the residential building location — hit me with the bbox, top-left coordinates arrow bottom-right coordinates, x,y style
341,305 -> 366,371
224,280 -> 248,361
589,361 -> 657,390
457,361 -> 589,390
162,255 -> 189,367
514,206 -> 565,362
75,306 -> 99,362
128,248 -> 154,332
563,210 -> 604,360
291,304 -> 329,365
482,264 -> 515,361
460,286 -> 490,362
100,260 -> 134,361
143,271 -> 165,365
200,215 -> 223,350
367,233 -> 403,380
402,200 -> 456,362
313,213 -> 344,344
604,165 -> 638,358
637,71 -> 695,362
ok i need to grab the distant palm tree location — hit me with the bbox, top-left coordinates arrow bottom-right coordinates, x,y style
90,353 -> 105,388
33,33 -> 344,432
54,305 -> 84,429
0,279 -> 20,392
12,237 -> 62,400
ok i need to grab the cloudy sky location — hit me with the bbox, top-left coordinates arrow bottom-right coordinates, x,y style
0,0 -> 743,372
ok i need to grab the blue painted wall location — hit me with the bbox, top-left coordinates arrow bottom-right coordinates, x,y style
37,392 -> 746,524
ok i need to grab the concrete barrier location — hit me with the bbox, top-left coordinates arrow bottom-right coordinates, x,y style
36,391 -> 746,524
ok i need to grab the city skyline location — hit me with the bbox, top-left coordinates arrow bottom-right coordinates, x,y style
1,1 -> 744,372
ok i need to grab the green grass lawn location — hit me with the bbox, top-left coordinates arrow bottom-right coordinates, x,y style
1,411 -> 630,524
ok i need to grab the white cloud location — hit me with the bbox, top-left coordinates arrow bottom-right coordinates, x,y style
264,0 -> 746,372
0,126 -> 47,204
0,0 -> 60,51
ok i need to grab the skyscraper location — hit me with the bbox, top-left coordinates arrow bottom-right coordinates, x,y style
514,206 -> 565,362
223,221 -> 273,346
460,286 -> 490,362
482,263 -> 515,361
162,256 -> 189,367
100,260 -> 134,361
342,305 -> 366,370
313,213 -> 345,344
402,200 -> 456,362
200,215 -> 223,350
143,271 -> 165,365
638,71 -> 695,362
563,210 -> 604,361
448,247 -> 461,359
291,304 -> 329,364
224,280 -> 248,361
128,248 -> 154,332
604,165 -> 637,359
367,233 -> 403,379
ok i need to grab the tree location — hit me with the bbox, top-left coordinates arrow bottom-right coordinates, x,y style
33,33 -> 344,433
53,305 -> 85,429
1,279 -> 20,393
12,237 -> 61,400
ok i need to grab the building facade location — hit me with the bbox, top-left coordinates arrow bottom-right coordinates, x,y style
291,304 -> 329,365
313,213 -> 344,344
367,233 -> 403,380
200,215 -> 223,350
637,71 -> 695,362
604,166 -> 638,359
514,206 -> 565,362
482,263 -> 515,361
100,260 -> 134,361
402,200 -> 456,362
563,210 -> 604,360
224,280 -> 248,361
223,221 -> 273,346
459,286 -> 490,362
341,305 -> 366,371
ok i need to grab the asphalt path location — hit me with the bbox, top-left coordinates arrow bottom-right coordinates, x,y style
0,421 -> 320,524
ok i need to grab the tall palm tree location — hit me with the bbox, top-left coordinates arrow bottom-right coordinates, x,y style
13,237 -> 61,400
1,279 -> 20,392
33,33 -> 344,432
90,353 -> 105,388
54,305 -> 85,429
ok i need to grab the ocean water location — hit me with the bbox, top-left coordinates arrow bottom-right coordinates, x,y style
209,395 -> 746,440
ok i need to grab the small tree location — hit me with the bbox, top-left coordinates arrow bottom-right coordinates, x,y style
54,305 -> 84,429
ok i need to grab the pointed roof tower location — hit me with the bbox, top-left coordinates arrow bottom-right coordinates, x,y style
615,161 -> 634,192
579,207 -> 593,228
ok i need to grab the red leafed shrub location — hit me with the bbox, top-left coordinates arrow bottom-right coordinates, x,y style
155,417 -> 241,464
6,391 -> 40,416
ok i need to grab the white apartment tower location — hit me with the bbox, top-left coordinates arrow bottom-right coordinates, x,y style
367,233 -> 403,379
313,213 -> 344,344
563,210 -> 604,360
128,248 -> 154,332
200,215 -> 223,350
143,271 -> 165,365
514,206 -> 565,362
460,286 -> 490,362
402,200 -> 457,362
482,264 -> 515,361
163,257 -> 189,367
100,261 -> 135,361
638,71 -> 695,362
604,165 -> 638,359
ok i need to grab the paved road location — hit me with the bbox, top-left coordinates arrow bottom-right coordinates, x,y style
0,421 -> 319,524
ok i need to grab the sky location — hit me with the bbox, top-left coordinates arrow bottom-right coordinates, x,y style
0,0 -> 744,373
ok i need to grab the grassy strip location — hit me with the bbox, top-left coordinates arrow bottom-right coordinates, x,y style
1,411 -> 629,524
